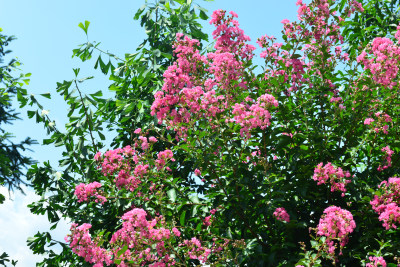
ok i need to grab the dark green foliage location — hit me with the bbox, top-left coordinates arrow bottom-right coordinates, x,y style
0,29 -> 36,199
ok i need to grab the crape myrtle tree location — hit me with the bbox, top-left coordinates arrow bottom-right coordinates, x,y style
0,28 -> 35,266
23,0 -> 400,266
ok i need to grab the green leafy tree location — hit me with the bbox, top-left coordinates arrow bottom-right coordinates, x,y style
22,0 -> 213,265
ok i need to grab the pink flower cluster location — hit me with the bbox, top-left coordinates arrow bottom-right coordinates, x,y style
110,208 -> 177,265
231,93 -> 278,137
366,256 -> 386,267
210,10 -> 255,59
95,146 -> 142,192
377,146 -> 394,171
150,10 -> 276,139
357,26 -> 400,89
313,163 -> 351,197
74,182 -> 107,204
364,112 -> 392,134
273,207 -> 290,222
257,33 -> 307,93
370,177 -> 400,229
364,118 -> 375,125
155,149 -> 175,170
182,237 -> 212,263
65,223 -> 112,267
317,206 -> 356,255
95,145 -> 175,193
258,0 -> 361,96
66,208 -> 214,266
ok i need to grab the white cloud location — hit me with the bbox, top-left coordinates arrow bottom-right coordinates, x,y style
0,186 -> 70,267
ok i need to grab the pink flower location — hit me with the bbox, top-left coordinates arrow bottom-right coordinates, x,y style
97,146 -> 143,192
94,151 -> 102,161
149,136 -> 158,143
182,237 -> 211,263
378,146 -> 394,171
156,149 -> 175,170
273,207 -> 290,222
139,136 -> 149,150
295,0 -> 303,6
364,118 -> 374,125
229,11 -> 238,18
366,256 -> 386,267
65,223 -> 112,266
134,128 -> 141,134
203,216 -> 212,227
172,227 -> 181,237
194,168 -> 201,176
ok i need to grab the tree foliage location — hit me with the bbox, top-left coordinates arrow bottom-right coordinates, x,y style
21,0 -> 213,265
0,28 -> 36,202
341,0 -> 400,57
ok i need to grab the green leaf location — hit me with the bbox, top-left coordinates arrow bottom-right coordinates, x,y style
196,222 -> 202,231
73,68 -> 80,77
78,20 -> 90,35
189,194 -> 200,203
78,76 -> 94,83
98,132 -> 105,141
167,188 -> 177,202
39,93 -> 51,99
180,210 -> 186,226
27,110 -> 36,118
165,1 -> 171,12
199,10 -> 208,20
153,49 -> 161,57
134,4 -> 146,20
117,245 -> 128,257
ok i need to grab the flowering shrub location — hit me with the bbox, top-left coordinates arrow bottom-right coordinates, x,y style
62,0 -> 400,265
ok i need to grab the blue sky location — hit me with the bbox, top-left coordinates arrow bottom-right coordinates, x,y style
0,0 -> 300,265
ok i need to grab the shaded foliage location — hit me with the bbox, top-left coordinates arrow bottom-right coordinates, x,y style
0,29 -> 36,201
